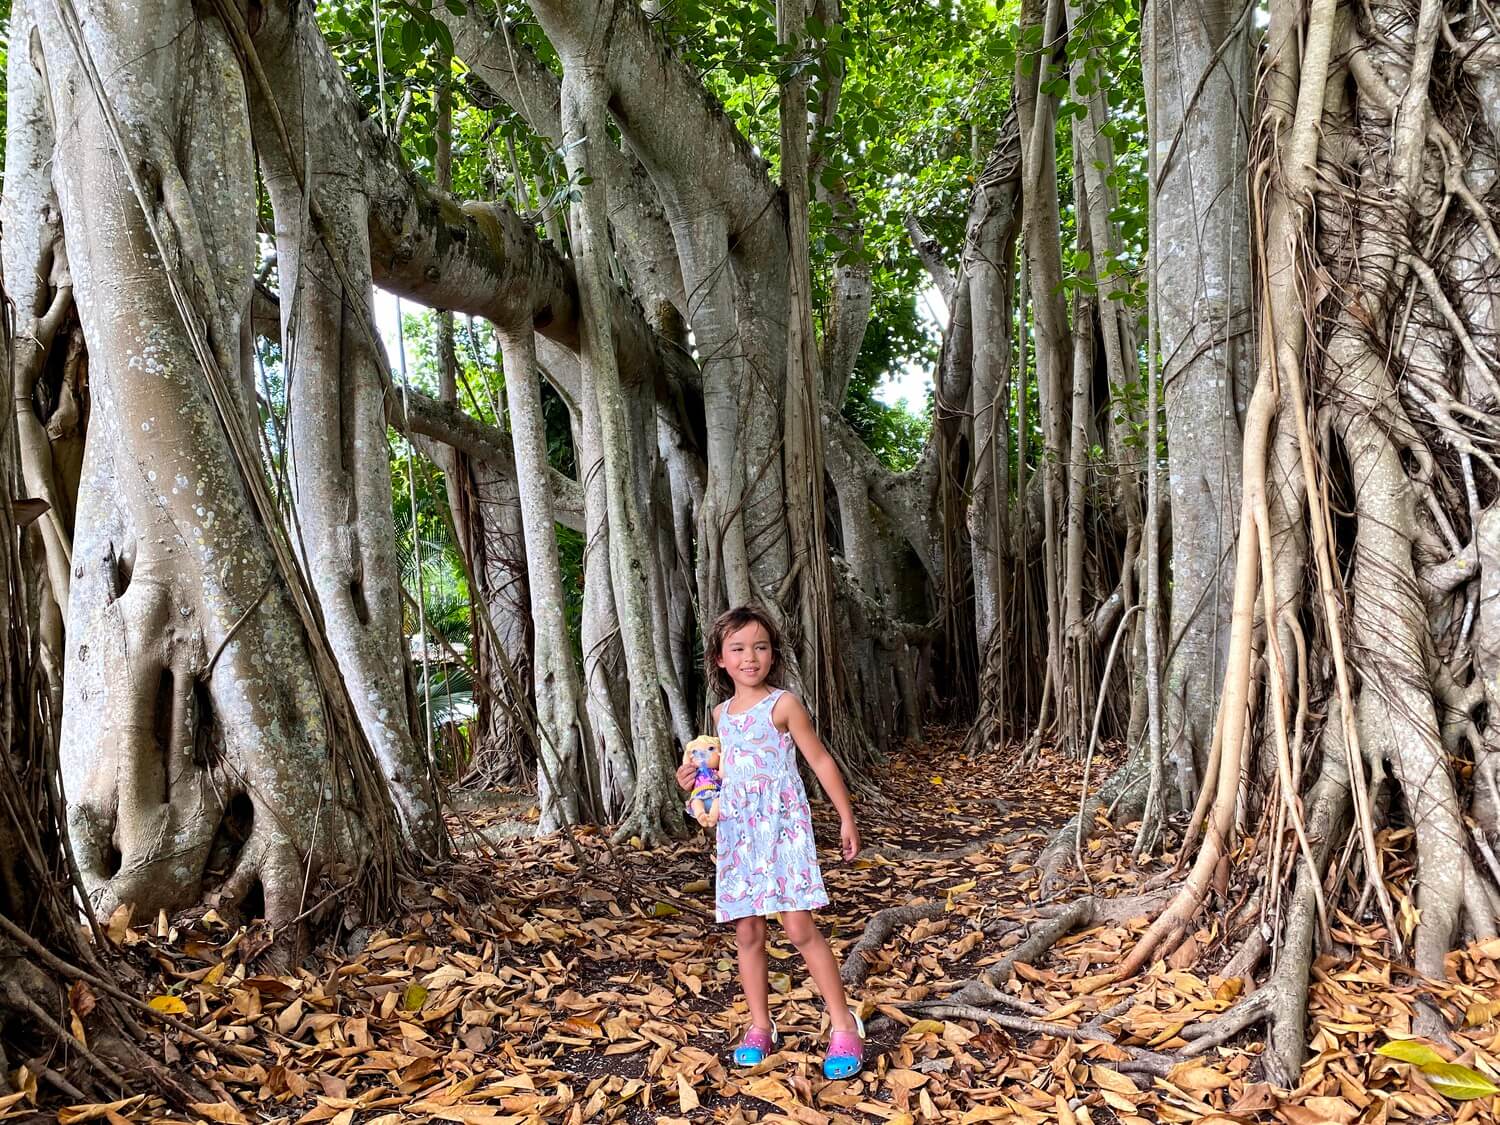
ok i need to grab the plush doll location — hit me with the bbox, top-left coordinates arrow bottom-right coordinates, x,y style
683,735 -> 723,828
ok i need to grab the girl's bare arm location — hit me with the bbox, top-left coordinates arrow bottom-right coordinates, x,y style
776,693 -> 861,859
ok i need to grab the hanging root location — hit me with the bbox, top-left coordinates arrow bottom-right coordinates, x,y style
1180,724 -> 1351,1086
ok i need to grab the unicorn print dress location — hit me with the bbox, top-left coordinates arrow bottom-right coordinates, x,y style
714,688 -> 829,923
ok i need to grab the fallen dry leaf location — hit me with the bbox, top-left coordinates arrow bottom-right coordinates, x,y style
45,738 -> 1500,1125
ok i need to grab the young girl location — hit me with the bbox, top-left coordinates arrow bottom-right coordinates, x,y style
676,604 -> 865,1079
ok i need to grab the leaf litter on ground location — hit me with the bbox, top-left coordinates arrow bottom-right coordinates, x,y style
12,734 -> 1500,1124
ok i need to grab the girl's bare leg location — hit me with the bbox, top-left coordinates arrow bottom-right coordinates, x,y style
780,910 -> 856,1032
735,915 -> 772,1031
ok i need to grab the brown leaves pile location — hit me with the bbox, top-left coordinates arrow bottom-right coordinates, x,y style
7,736 -> 1498,1124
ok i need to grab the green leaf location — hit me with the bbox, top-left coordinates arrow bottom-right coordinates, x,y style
1375,1039 -> 1447,1067
445,0 -> 464,10
401,983 -> 429,1011
1420,1061 -> 1500,1101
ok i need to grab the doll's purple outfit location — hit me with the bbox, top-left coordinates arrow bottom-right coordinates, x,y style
714,688 -> 828,923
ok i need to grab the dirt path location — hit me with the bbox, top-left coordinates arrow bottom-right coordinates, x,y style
62,737 -> 1500,1124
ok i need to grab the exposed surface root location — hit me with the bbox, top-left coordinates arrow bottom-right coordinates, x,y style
899,896 -> 1102,1025
607,743 -> 688,848
1037,752 -> 1150,891
842,900 -> 947,986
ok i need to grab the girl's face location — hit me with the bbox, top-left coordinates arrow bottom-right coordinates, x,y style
718,622 -> 774,691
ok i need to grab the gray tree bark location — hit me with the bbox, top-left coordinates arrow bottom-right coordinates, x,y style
495,325 -> 587,828
30,0 -> 382,925
964,118 -> 1022,652
557,54 -> 684,842
247,0 -> 444,854
1146,0 -> 1253,798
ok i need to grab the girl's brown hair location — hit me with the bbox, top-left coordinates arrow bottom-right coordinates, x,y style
704,604 -> 784,699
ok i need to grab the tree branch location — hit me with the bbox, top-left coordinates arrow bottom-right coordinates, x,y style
525,0 -> 781,257
906,214 -> 957,311
400,388 -> 585,532
439,4 -> 687,313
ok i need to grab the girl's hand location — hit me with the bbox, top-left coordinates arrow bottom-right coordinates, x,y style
840,818 -> 862,862
675,761 -> 697,790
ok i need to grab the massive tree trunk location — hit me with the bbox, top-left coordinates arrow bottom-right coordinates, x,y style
557,51 -> 684,843
19,0 -> 392,926
1146,0 -> 1253,802
248,0 -> 444,854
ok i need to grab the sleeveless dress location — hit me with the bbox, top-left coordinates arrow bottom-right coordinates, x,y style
714,688 -> 829,923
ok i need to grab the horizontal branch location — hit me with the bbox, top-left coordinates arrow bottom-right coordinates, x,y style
399,388 -> 584,532
439,7 -> 687,313
525,0 -> 783,260
358,119 -> 701,406
251,284 -> 584,532
907,214 -> 957,311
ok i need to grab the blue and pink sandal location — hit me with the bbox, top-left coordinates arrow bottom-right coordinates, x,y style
823,1008 -> 865,1079
732,1022 -> 778,1066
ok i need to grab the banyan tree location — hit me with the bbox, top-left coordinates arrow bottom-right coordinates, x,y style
0,0 -> 1497,1091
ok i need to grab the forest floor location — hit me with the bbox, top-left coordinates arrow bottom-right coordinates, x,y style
22,736 -> 1500,1125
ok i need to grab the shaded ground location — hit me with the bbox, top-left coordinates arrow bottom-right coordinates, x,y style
14,735 -> 1500,1123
